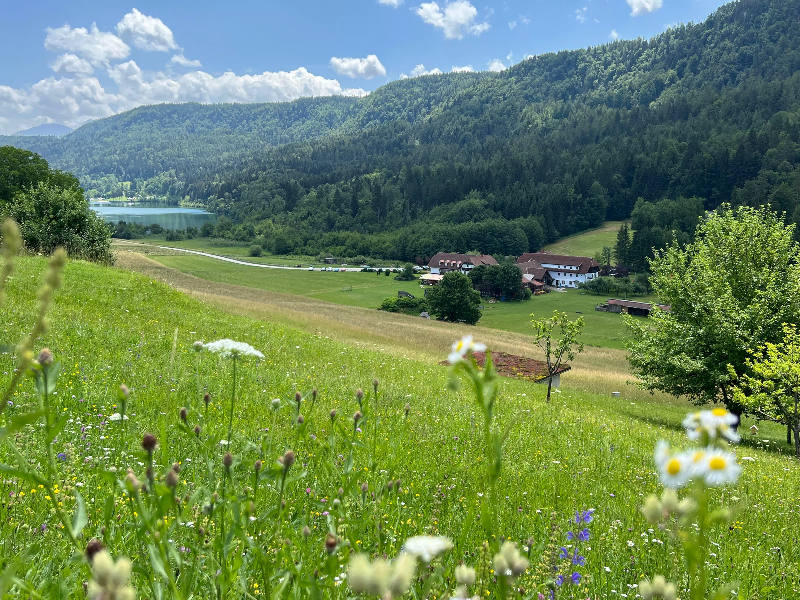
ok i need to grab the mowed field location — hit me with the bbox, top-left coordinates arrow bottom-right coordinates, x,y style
2,254 -> 799,598
542,221 -> 626,257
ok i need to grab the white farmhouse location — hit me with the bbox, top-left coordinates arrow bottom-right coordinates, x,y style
516,252 -> 600,288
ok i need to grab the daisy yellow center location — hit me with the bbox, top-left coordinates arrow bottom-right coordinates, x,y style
712,408 -> 728,417
709,457 -> 726,471
667,458 -> 682,475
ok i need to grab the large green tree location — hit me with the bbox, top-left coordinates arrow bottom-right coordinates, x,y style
626,205 -> 800,417
0,147 -> 112,263
426,272 -> 482,325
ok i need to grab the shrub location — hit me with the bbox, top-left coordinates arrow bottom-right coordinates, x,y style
248,244 -> 263,257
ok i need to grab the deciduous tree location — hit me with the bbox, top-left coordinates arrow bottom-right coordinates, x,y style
530,311 -> 585,402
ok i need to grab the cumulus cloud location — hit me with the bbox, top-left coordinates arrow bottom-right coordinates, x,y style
44,23 -> 130,66
410,64 -> 443,77
575,7 -> 588,23
415,1 -> 490,39
378,0 -> 404,6
451,65 -> 474,72
50,53 -> 94,76
487,58 -> 506,72
116,8 -> 178,52
170,53 -> 203,68
1,64 -> 367,134
508,20 -> 516,29
329,55 -> 386,79
1,10 -> 371,135
626,0 -> 663,16
610,29 -> 619,40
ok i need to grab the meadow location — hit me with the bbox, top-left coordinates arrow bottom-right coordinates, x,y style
541,222 -> 626,258
119,247 -> 650,350
1,253 -> 799,598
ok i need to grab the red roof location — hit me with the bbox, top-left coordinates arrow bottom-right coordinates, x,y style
428,253 -> 499,269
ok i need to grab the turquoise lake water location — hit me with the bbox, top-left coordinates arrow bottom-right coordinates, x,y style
90,202 -> 216,229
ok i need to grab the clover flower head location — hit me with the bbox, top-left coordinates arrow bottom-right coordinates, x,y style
455,564 -> 476,586
204,339 -> 264,359
403,535 -> 453,562
448,335 -> 486,365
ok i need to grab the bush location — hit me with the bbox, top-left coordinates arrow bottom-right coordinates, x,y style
394,263 -> 416,281
378,295 -> 429,315
426,271 -> 482,324
248,244 -> 263,257
165,229 -> 185,241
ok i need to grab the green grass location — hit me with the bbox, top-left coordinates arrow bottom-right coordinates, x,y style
542,221 -> 627,258
1,256 -> 799,598
153,253 -> 425,308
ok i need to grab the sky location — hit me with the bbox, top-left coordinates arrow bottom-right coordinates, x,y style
0,0 -> 729,135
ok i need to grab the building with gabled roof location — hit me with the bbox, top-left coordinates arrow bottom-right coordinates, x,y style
516,251 -> 600,288
428,253 -> 498,275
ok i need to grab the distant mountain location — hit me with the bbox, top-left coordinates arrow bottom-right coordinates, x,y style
0,72 -> 489,199
14,123 -> 73,137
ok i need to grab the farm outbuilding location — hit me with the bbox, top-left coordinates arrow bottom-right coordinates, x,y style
595,298 -> 670,317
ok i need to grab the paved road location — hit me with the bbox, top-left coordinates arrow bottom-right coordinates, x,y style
115,241 -> 366,271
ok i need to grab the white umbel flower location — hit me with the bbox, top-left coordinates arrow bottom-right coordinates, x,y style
204,339 -> 264,359
448,336 -> 486,365
700,448 -> 742,486
403,535 -> 453,562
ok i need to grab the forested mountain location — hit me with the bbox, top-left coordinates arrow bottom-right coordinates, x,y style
0,73 -> 489,199
5,0 -> 800,263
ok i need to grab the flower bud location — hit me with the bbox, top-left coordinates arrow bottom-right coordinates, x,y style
281,449 -> 296,470
37,348 -> 54,366
325,533 -> 338,554
193,341 -> 204,352
302,526 -> 311,538
85,538 -> 105,563
297,414 -> 304,424
254,460 -> 262,472
165,470 -> 178,488
272,399 -> 281,411
330,409 -> 337,422
141,433 -> 157,453
204,393 -> 210,407
356,388 -> 364,401
361,482 -> 369,494
353,411 -> 362,424
179,407 -> 188,423
223,452 -> 233,469
194,425 -> 201,437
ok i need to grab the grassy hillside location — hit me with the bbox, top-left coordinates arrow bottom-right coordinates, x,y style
1,255 -> 798,598
542,221 -> 626,259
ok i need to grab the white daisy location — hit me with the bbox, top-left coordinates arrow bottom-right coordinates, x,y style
700,408 -> 740,442
687,448 -> 709,478
448,336 -> 486,365
656,448 -> 692,489
109,413 -> 129,421
701,448 -> 741,486
204,339 -> 264,359
402,535 -> 453,562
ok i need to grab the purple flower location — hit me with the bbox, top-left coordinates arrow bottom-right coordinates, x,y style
571,549 -> 585,566
555,575 -> 564,587
356,427 -> 362,433
571,572 -> 581,585
578,528 -> 590,542
322,511 -> 329,516
40,523 -> 47,532
57,453 -> 66,461
559,547 -> 569,559
582,509 -> 595,523
566,531 -> 575,541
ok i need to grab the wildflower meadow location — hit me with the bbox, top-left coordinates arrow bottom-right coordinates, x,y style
2,227 -> 800,598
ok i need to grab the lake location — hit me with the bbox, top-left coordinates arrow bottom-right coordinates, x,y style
90,201 -> 217,230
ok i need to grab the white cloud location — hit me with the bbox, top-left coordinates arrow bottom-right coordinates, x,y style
415,1 -> 490,39
44,23 -> 130,66
610,29 -> 619,40
520,16 -> 530,25
508,20 -> 516,29
378,0 -> 404,6
507,51 -> 513,61
116,8 -> 178,52
487,58 -> 506,72
50,53 -> 94,76
575,7 -> 588,23
0,63 -> 367,134
626,0 -> 663,16
329,55 -> 386,79
451,65 -> 474,72
410,64 -> 443,77
170,54 -> 203,68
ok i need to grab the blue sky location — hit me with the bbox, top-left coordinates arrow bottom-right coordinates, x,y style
0,0 -> 728,134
